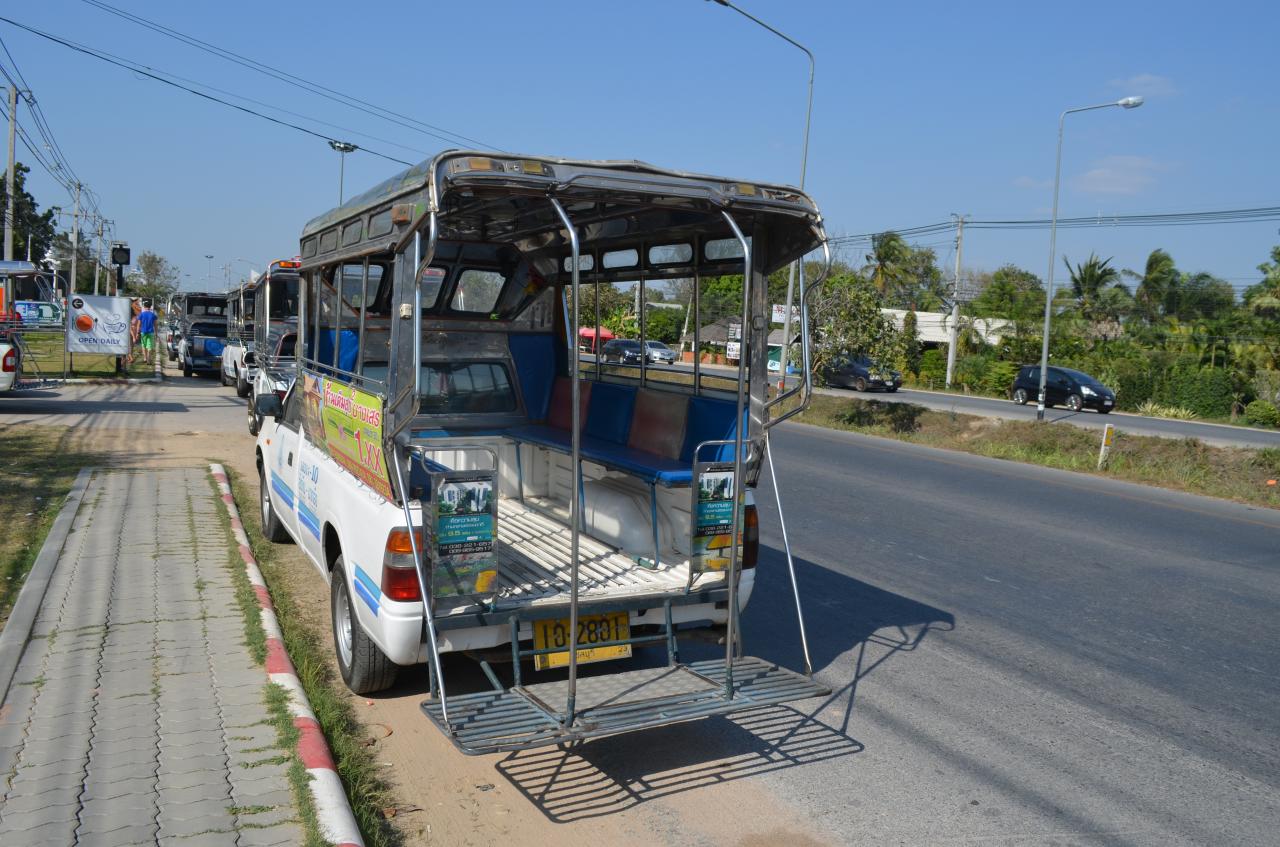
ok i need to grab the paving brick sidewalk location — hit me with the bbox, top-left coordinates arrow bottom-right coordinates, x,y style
0,468 -> 304,846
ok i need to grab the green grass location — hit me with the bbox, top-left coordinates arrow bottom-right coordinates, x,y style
794,395 -> 1280,510
220,463 -> 400,847
0,425 -> 103,631
19,330 -> 156,380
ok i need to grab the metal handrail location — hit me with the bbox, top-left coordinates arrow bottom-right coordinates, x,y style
718,209 -> 751,700
548,196 -> 584,729
390,446 -> 450,724
765,432 -> 813,676
764,235 -> 833,428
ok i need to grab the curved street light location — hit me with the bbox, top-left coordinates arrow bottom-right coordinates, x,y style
1035,96 -> 1144,421
328,140 -> 360,205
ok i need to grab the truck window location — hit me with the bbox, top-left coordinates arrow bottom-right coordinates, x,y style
421,362 -> 515,413
451,270 -> 506,313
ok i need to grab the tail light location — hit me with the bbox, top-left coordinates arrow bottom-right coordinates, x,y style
2,348 -> 15,373
741,503 -> 759,569
381,528 -> 424,601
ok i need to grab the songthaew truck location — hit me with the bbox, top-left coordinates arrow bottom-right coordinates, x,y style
253,151 -> 831,754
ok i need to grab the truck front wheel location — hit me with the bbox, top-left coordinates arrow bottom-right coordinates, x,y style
331,556 -> 397,694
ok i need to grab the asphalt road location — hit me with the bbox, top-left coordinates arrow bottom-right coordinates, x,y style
821,385 -> 1280,449
6,378 -> 1278,844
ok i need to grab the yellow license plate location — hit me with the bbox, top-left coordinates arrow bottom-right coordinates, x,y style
533,611 -> 631,671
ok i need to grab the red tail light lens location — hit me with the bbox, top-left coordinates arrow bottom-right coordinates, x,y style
742,504 -> 759,569
1,348 -> 15,373
380,566 -> 421,602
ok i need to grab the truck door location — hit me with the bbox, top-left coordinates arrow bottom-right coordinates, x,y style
292,434 -> 327,566
264,384 -> 303,540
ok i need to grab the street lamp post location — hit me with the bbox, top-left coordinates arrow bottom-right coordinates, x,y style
204,254 -> 214,287
705,0 -> 813,390
1035,96 -> 1144,421
328,140 -> 359,205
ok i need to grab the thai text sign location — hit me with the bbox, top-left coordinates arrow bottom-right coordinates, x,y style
303,373 -> 393,500
432,477 -> 498,598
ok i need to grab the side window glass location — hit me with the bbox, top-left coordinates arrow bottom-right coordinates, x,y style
282,385 -> 302,426
451,269 -> 507,313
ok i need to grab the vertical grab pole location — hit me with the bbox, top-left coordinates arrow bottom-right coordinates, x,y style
719,210 -> 751,699
392,448 -> 449,724
549,197 -> 583,728
765,432 -> 814,676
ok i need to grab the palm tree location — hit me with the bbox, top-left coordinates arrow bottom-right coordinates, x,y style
1127,248 -> 1178,323
866,231 -> 909,298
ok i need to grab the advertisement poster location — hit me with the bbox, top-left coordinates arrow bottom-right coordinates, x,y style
303,372 -> 394,500
66,295 -> 132,354
691,467 -> 743,574
15,301 -> 62,326
432,478 -> 498,598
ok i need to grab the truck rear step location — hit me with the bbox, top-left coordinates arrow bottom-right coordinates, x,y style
421,657 -> 828,755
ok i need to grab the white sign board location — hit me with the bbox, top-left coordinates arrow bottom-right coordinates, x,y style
726,341 -> 741,360
66,295 -> 132,355
728,321 -> 742,341
771,303 -> 787,324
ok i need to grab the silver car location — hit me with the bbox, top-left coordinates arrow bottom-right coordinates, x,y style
645,340 -> 677,365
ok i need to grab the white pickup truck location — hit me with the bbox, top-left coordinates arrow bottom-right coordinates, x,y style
253,152 -> 829,754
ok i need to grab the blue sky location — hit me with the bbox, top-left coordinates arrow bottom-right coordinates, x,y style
5,0 -> 1278,295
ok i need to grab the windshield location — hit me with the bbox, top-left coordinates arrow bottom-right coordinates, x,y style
191,322 -> 225,337
1057,367 -> 1100,386
187,297 -> 226,317
645,341 -> 670,350
266,275 -> 300,321
615,340 -> 641,350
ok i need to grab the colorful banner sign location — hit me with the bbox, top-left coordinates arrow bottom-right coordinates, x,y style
691,465 -> 743,574
432,477 -> 498,598
66,295 -> 132,354
302,373 -> 394,500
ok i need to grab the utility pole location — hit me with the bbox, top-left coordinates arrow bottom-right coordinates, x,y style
70,182 -> 81,295
5,85 -> 16,262
93,217 -> 104,296
944,214 -> 967,389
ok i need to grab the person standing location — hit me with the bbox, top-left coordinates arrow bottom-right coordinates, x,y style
138,299 -> 159,365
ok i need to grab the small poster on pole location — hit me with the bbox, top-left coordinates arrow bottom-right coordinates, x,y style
431,476 -> 499,598
691,464 -> 742,575
771,303 -> 787,324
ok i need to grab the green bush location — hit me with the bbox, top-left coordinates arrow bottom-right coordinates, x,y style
980,360 -> 1020,397
1155,367 -> 1234,418
918,348 -> 946,386
1244,400 -> 1280,428
955,353 -> 991,393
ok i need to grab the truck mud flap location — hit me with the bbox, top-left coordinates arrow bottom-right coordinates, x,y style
420,657 -> 828,755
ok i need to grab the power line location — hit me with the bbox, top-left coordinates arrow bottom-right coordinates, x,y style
0,15 -> 415,168
78,0 -> 498,152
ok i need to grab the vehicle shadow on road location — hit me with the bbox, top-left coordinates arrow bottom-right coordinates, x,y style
493,547 -> 954,823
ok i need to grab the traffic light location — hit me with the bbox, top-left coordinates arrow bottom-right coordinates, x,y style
111,243 -> 130,266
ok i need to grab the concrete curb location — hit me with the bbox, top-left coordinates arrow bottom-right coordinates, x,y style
209,464 -> 364,847
0,468 -> 94,704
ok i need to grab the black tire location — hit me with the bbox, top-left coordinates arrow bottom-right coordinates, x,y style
248,405 -> 260,436
259,470 -> 291,543
1098,406 -> 1112,414
220,368 -> 231,387
236,373 -> 251,398
182,359 -> 192,378
1065,393 -> 1083,412
854,377 -> 868,392
1012,388 -> 1029,405
331,556 -> 397,694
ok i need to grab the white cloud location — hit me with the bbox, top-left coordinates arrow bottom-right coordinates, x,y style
1071,155 -> 1162,195
1013,175 -> 1051,190
1108,73 -> 1177,98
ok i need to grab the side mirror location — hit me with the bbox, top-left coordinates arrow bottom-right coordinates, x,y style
254,393 -> 283,420
243,351 -> 257,367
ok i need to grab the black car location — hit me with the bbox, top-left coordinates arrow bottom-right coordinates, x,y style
821,354 -> 901,392
1010,365 -> 1115,413
601,338 -> 644,365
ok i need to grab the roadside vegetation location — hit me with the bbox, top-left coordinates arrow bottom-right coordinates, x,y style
0,425 -> 102,631
219,464 -> 400,847
19,330 -> 156,380
795,396 -> 1280,510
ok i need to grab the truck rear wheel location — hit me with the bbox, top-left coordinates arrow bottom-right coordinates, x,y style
259,471 -> 290,543
331,556 -> 397,694
236,373 -> 251,397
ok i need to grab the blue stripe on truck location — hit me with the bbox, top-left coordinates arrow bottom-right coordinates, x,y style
353,564 -> 381,616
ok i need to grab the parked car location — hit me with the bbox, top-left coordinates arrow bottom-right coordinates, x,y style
821,355 -> 901,392
1010,365 -> 1114,413
644,340 -> 677,365
601,338 -> 643,365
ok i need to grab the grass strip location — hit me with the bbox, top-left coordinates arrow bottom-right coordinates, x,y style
20,330 -> 156,380
219,462 -> 399,847
794,395 -> 1280,510
0,424 -> 104,631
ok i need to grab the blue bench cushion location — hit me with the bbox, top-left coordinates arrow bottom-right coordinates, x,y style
584,381 -> 636,444
508,333 -> 556,421
308,329 -> 359,374
508,424 -> 692,485
680,396 -> 745,463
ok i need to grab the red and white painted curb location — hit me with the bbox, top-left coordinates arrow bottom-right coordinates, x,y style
210,463 -> 365,847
